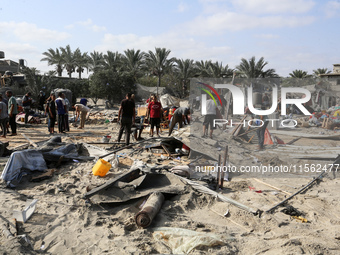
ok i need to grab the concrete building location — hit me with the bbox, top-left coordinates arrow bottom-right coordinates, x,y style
320,64 -> 340,85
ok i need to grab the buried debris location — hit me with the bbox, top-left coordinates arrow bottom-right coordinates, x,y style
152,227 -> 229,254
266,155 -> 340,213
135,192 -> 164,228
12,199 -> 38,223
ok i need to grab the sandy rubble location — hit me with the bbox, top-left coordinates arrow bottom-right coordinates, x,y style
0,105 -> 339,254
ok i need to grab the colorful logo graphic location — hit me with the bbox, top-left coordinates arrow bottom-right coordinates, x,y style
197,82 -> 223,107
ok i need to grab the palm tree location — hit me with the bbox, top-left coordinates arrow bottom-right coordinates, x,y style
208,61 -> 234,77
74,48 -> 89,79
236,56 -> 278,78
123,49 -> 145,80
145,47 -> 175,95
41,48 -> 63,76
289,69 -> 309,78
88,51 -> 104,73
313,68 -> 331,77
174,58 -> 196,97
103,51 -> 123,72
60,45 -> 75,78
195,60 -> 213,77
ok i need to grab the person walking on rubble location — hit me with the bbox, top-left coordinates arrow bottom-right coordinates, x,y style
74,103 -> 90,129
117,93 -> 135,145
6,90 -> 18,136
146,94 -> 163,137
0,94 -> 9,138
202,97 -> 216,139
168,107 -> 190,136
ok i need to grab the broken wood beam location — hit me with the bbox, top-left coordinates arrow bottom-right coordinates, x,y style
220,146 -> 228,189
286,137 -> 301,145
252,178 -> 292,196
161,144 -> 172,157
21,134 -> 39,148
216,154 -> 221,191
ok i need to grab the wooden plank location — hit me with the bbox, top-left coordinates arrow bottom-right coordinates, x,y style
231,115 -> 247,136
21,133 -> 38,148
252,178 -> 292,196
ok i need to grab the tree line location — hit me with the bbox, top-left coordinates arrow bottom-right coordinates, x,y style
17,45 -> 331,104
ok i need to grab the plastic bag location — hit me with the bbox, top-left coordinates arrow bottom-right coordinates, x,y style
152,227 -> 226,254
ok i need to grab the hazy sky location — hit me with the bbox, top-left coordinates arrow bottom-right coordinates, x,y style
1,0 -> 339,77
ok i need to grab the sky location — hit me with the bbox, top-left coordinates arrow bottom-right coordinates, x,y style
1,0 -> 340,78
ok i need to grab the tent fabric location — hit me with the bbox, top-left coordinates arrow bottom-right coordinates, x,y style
160,94 -> 180,108
136,84 -> 166,100
1,150 -> 47,187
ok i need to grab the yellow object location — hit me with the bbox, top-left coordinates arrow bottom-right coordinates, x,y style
292,216 -> 308,223
92,158 -> 112,177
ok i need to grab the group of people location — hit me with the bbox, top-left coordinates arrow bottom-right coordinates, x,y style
45,92 -> 90,134
0,90 -> 21,138
116,93 -> 191,145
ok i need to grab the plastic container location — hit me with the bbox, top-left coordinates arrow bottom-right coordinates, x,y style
92,158 -> 112,177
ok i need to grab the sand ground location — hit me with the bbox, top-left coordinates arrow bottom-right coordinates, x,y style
0,105 -> 339,254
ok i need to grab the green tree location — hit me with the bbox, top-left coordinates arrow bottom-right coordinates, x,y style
88,70 -> 135,105
208,61 -> 234,78
174,58 -> 196,97
236,56 -> 278,78
123,49 -> 145,81
41,48 -> 64,76
74,48 -> 89,79
313,68 -> 331,77
145,47 -> 175,95
103,51 -> 123,72
88,51 -> 104,73
289,69 -> 309,78
21,67 -> 42,97
195,60 -> 213,77
60,45 -> 75,78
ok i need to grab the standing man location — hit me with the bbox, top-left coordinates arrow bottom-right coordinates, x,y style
38,91 -> 46,114
55,92 -> 66,133
62,93 -> 70,131
74,103 -> 90,129
117,93 -> 135,145
47,94 -> 56,135
6,90 -> 18,136
147,94 -> 163,137
202,97 -> 216,139
0,94 -> 9,138
22,92 -> 32,124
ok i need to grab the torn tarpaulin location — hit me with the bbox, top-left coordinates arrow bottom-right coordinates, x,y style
42,144 -> 94,162
1,150 -> 47,187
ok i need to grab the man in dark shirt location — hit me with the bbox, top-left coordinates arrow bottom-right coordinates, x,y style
117,93 -> 135,145
22,92 -> 32,124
